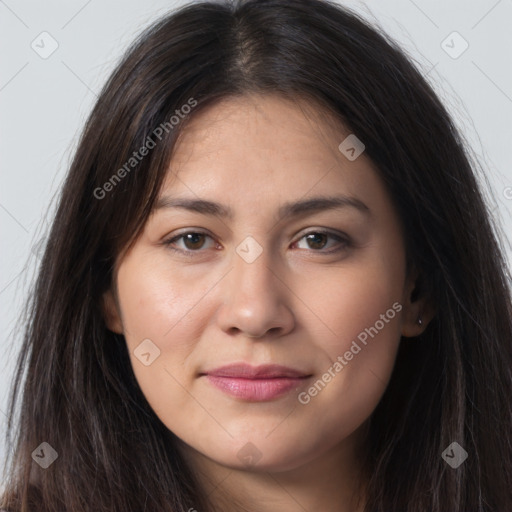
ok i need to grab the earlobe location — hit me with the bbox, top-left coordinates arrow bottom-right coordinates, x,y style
101,289 -> 124,334
401,269 -> 436,338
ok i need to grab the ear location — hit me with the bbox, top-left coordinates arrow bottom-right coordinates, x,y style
101,288 -> 124,334
400,266 -> 436,338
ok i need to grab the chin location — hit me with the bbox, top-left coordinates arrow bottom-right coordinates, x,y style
206,437 -> 315,473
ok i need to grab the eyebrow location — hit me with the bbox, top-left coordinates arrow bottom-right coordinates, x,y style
153,194 -> 371,222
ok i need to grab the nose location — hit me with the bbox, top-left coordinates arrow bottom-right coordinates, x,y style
215,243 -> 295,339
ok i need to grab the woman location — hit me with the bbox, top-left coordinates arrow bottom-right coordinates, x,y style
1,0 -> 511,511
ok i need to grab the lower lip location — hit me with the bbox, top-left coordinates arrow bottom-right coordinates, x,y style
205,375 -> 308,401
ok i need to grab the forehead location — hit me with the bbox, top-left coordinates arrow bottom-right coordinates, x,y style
162,93 -> 381,202
171,93 -> 345,163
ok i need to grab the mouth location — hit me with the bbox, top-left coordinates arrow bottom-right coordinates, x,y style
200,363 -> 312,402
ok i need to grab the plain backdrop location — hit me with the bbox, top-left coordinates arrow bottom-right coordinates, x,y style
1,0 -> 511,489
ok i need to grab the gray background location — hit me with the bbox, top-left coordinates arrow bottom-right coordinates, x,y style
1,0 -> 511,489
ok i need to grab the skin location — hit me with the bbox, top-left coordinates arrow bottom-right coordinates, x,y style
103,93 -> 433,512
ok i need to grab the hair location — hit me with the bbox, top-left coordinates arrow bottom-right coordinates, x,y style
2,0 -> 512,510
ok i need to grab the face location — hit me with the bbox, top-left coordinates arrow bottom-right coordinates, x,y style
104,93 -> 427,474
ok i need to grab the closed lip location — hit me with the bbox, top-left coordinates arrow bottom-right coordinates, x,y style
202,363 -> 312,401
201,363 -> 310,379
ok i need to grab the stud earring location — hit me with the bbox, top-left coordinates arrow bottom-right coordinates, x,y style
417,316 -> 423,326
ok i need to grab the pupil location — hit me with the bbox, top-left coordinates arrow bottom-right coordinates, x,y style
185,233 -> 204,249
308,233 -> 326,249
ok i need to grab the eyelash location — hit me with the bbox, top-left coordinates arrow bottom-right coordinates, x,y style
162,229 -> 351,256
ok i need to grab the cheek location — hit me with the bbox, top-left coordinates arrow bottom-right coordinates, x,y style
301,249 -> 404,351
116,255 -> 212,349
292,311 -> 401,466
294,253 -> 404,422
115,256 -> 225,424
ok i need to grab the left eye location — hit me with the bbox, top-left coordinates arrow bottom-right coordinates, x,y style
292,231 -> 349,252
163,230 -> 349,254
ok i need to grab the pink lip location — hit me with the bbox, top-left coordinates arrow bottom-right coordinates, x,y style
202,364 -> 311,401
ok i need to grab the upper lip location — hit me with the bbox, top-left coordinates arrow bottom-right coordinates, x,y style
202,363 -> 310,379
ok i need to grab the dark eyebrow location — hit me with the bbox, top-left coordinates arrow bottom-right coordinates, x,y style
153,195 -> 371,222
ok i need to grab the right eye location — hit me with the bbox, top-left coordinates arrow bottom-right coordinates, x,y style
163,230 -> 218,255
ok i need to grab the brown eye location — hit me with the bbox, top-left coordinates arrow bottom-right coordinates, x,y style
181,232 -> 207,250
164,231 -> 216,254
305,232 -> 329,250
293,230 -> 350,253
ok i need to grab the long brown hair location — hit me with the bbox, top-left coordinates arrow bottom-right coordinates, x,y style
2,1 -> 512,510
